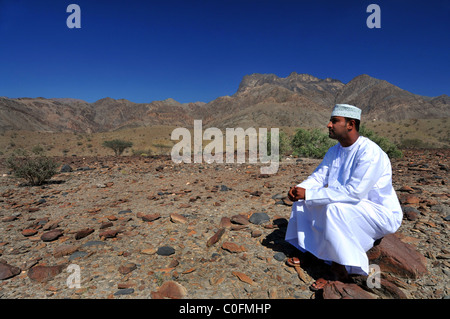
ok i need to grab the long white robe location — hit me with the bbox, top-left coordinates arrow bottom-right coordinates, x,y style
285,136 -> 403,275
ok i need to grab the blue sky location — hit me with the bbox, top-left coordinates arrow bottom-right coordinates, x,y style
0,0 -> 449,103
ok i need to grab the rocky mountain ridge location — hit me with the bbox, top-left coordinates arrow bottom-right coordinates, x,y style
0,73 -> 448,132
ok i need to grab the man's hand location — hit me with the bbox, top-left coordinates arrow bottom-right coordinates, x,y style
288,186 -> 306,201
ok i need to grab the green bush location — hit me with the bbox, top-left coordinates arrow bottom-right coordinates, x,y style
102,139 -> 133,156
5,155 -> 59,186
265,130 -> 291,158
359,125 -> 403,158
397,138 -> 428,149
291,128 -> 337,158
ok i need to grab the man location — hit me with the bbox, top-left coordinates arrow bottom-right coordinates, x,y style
284,104 -> 403,290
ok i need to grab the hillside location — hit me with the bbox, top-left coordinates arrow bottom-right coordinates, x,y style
1,73 -> 448,133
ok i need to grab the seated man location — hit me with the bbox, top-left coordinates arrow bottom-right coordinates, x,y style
284,104 -> 403,290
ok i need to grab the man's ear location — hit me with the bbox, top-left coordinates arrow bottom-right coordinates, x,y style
347,119 -> 355,131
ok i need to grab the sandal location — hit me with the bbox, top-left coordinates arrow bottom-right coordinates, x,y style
286,257 -> 301,267
310,278 -> 329,291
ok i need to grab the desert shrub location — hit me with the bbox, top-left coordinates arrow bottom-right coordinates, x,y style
5,154 -> 59,186
397,138 -> 428,149
102,139 -> 133,156
131,148 -> 153,157
359,125 -> 403,158
291,128 -> 337,158
265,130 -> 291,157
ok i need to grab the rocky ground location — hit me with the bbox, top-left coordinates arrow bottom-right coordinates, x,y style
0,149 -> 448,299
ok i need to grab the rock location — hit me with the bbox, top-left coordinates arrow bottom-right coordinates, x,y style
206,228 -> 226,247
69,251 -> 88,261
151,281 -> 187,299
230,214 -> 249,225
28,264 -> 65,283
221,242 -> 246,253
0,261 -> 21,280
60,164 -> 73,172
273,252 -> 286,261
82,240 -> 107,248
157,246 -> 175,256
367,233 -> 428,279
118,263 -> 137,275
251,229 -> 262,238
53,244 -> 79,258
141,247 -> 156,255
99,229 -> 119,239
219,217 -> 232,229
22,229 -> 38,237
140,213 -> 161,222
232,271 -> 256,285
402,206 -> 420,221
400,195 -> 420,205
2,215 -> 17,222
322,281 -> 375,299
249,212 -> 270,225
41,229 -> 63,242
170,213 -> 188,224
114,288 -> 134,296
75,228 -> 94,240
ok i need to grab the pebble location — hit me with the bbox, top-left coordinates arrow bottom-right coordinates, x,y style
40,229 -> 63,242
114,288 -> 134,296
157,246 -> 175,256
249,212 -> 270,225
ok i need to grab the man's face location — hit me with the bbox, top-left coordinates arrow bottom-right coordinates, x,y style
327,116 -> 349,140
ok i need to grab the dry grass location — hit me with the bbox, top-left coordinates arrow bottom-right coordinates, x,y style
0,118 -> 448,158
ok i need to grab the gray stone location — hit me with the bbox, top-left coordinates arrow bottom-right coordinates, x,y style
273,252 -> 286,261
157,246 -> 175,256
249,212 -> 270,225
69,251 -> 88,261
114,288 -> 134,296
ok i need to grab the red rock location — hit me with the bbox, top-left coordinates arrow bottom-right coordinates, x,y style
2,216 -> 17,222
367,233 -> 428,279
53,244 -> 79,258
230,214 -> 249,225
400,195 -> 420,205
170,213 -> 187,224
151,281 -> 187,299
99,229 -> 119,239
206,228 -> 225,247
221,241 -> 246,253
118,263 -> 137,275
219,217 -> 232,228
41,229 -> 63,242
28,264 -> 65,282
323,281 -> 375,299
75,228 -> 94,240
22,229 -> 38,237
0,262 -> 21,280
141,213 -> 161,222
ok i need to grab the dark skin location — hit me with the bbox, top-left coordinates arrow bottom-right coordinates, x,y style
287,116 -> 360,284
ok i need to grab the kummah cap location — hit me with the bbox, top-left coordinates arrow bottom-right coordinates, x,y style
331,104 -> 362,120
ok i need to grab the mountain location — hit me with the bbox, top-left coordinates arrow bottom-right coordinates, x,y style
0,73 -> 448,132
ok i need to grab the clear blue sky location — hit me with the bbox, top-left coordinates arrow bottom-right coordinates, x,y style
0,0 -> 449,103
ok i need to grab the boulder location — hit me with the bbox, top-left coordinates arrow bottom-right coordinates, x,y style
322,281 -> 375,299
367,233 -> 428,279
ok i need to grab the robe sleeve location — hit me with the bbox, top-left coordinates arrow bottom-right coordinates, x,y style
304,143 -> 386,206
296,146 -> 335,189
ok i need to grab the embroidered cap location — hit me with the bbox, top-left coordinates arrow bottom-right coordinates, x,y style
331,104 -> 362,120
